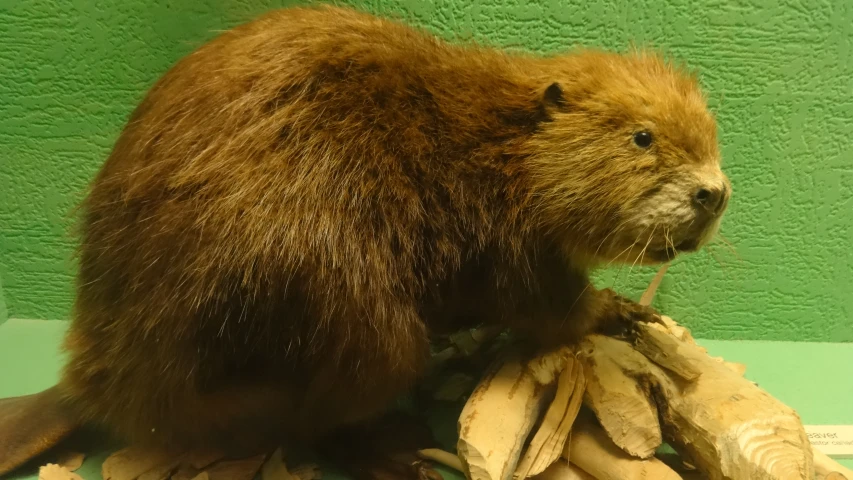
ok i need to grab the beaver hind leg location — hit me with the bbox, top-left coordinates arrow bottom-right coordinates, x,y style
0,385 -> 79,476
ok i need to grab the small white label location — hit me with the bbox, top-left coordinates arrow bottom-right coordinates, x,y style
805,425 -> 853,458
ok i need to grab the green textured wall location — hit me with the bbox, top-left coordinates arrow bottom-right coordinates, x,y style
0,1 -> 851,341
0,272 -> 7,325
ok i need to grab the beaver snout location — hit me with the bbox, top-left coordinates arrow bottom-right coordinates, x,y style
692,181 -> 729,216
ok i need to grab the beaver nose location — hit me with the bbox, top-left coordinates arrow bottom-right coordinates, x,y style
693,183 -> 728,215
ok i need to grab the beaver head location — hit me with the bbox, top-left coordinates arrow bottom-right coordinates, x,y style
527,50 -> 729,266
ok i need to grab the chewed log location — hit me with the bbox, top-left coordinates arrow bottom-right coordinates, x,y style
582,320 -> 814,480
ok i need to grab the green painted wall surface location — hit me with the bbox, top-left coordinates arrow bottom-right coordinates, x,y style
0,272 -> 7,325
0,1 -> 851,341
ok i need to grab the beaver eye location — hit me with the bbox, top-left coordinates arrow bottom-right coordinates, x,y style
633,131 -> 653,148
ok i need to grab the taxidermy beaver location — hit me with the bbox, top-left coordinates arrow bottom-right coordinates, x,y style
0,4 -> 730,478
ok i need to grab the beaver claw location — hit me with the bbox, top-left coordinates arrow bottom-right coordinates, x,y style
411,459 -> 443,480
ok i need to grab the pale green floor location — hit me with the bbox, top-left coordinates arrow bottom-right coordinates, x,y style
0,318 -> 851,479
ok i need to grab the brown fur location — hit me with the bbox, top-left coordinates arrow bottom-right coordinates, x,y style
57,4 -> 728,457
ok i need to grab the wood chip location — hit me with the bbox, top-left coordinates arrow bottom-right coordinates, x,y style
38,463 -> 84,480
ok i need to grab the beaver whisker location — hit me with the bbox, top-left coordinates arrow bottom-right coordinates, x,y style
630,224 -> 658,273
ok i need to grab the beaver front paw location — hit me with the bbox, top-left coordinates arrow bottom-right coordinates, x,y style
596,288 -> 663,338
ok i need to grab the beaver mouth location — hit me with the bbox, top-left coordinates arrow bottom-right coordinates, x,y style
649,239 -> 699,261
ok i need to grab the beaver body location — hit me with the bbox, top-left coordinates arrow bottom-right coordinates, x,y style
46,4 -> 728,458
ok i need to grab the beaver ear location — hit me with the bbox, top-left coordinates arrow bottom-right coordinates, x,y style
542,82 -> 566,108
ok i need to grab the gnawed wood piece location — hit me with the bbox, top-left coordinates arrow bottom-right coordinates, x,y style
514,355 -> 586,478
631,321 -> 703,381
581,340 -> 662,458
566,413 -> 682,479
457,347 -> 572,480
584,319 -> 814,480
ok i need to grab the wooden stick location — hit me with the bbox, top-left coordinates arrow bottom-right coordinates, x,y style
418,448 -> 465,472
565,413 -> 682,480
639,263 -> 670,306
